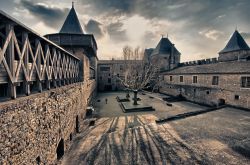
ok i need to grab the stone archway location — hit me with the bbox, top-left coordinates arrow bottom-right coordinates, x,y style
56,139 -> 64,160
218,99 -> 225,106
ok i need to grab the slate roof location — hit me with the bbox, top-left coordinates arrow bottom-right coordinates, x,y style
151,38 -> 181,56
59,6 -> 84,34
219,30 -> 250,53
162,61 -> 250,75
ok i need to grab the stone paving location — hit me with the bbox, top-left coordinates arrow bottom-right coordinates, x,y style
93,91 -> 206,118
59,91 -> 250,165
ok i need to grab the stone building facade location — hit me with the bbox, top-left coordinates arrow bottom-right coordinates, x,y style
160,30 -> 250,109
97,37 -> 180,91
97,60 -> 127,91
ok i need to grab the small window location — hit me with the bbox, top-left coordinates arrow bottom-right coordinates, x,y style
180,76 -> 183,82
117,74 -> 119,77
170,76 -> 173,82
235,95 -> 240,100
241,77 -> 250,88
206,91 -> 210,95
99,76 -> 102,80
108,74 -> 111,76
212,76 -> 219,85
193,76 -> 198,83
69,133 -> 73,141
108,78 -> 111,83
100,66 -> 110,71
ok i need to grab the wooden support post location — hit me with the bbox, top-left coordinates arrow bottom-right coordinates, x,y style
46,80 -> 50,90
58,80 -> 62,87
22,32 -> 30,95
36,39 -> 42,92
6,25 -> 16,99
53,80 -> 57,88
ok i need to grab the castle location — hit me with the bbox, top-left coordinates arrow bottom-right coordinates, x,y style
0,5 -> 97,164
159,30 -> 250,109
0,3 -> 250,164
98,30 -> 250,109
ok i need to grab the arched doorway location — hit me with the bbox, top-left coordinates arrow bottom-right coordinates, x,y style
36,156 -> 41,165
218,99 -> 225,106
246,56 -> 250,61
56,139 -> 64,160
75,116 -> 79,133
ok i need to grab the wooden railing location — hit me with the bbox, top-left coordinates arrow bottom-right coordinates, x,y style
0,11 -> 80,99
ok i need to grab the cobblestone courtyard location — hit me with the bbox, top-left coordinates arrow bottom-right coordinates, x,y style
60,92 -> 250,165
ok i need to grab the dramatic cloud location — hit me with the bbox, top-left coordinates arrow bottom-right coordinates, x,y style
85,19 -> 105,39
142,31 -> 158,47
107,22 -> 128,42
199,30 -> 224,40
20,0 -> 68,28
1,0 -> 249,60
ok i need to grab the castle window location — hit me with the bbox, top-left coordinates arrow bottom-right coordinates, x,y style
180,76 -> 184,82
108,78 -> 111,83
100,66 -> 110,71
212,76 -> 219,85
241,77 -> 250,88
170,76 -> 173,82
120,65 -> 123,71
234,95 -> 240,100
193,76 -> 198,83
206,91 -> 210,95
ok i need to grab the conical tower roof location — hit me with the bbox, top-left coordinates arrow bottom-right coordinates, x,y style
151,37 -> 180,56
219,30 -> 249,53
60,4 -> 84,34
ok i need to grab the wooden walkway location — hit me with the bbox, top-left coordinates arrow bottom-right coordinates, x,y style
0,10 -> 80,99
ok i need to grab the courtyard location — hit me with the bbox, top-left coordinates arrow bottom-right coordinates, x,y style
60,91 -> 250,165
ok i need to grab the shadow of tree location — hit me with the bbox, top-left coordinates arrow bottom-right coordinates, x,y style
68,115 -> 212,165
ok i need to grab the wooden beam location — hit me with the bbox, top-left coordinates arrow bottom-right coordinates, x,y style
36,39 -> 42,92
6,25 -> 16,99
22,32 -> 30,95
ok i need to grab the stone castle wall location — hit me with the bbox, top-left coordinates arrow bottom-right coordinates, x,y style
160,74 -> 250,109
0,80 -> 96,164
219,50 -> 250,62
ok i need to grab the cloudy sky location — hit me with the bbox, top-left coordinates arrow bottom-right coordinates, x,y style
1,0 -> 250,61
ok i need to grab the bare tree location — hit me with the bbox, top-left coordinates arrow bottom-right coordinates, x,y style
118,46 -> 159,105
